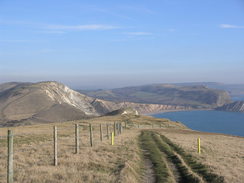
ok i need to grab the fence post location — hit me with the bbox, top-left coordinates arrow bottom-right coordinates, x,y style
53,126 -> 58,166
7,130 -> 13,183
124,122 -> 127,129
119,123 -> 121,134
120,123 -> 123,134
75,124 -> 79,154
118,123 -> 120,133
89,124 -> 93,147
106,124 -> 109,139
111,132 -> 114,145
198,138 -> 201,154
114,122 -> 116,136
100,124 -> 103,141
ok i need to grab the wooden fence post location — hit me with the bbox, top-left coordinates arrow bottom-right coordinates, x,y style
120,123 -> 123,134
7,130 -> 13,183
114,122 -> 116,136
75,124 -> 79,154
118,123 -> 121,134
89,124 -> 93,147
100,124 -> 103,141
106,124 -> 109,139
53,126 -> 58,166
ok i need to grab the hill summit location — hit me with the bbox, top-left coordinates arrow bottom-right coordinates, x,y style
0,81 -> 119,126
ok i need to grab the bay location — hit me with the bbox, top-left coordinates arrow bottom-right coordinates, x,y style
152,110 -> 244,137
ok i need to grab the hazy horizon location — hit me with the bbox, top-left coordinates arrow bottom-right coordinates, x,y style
0,78 -> 243,90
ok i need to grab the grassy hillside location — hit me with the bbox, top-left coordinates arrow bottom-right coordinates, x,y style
79,84 -> 231,108
0,81 -> 98,125
0,114 -> 243,183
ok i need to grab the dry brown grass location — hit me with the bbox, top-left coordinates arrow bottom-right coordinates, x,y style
0,114 -> 242,183
157,128 -> 244,183
0,114 -> 180,183
0,115 -> 145,183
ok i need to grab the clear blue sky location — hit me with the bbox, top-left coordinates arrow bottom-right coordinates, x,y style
0,0 -> 244,89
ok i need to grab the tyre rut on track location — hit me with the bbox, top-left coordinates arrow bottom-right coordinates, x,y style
139,130 -> 225,183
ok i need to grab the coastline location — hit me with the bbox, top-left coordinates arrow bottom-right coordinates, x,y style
149,109 -> 244,137
143,108 -> 213,116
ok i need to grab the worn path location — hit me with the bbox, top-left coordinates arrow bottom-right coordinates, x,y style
139,130 -> 225,183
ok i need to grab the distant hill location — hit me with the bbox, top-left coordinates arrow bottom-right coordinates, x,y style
78,84 -> 231,108
173,82 -> 244,100
0,81 -> 190,126
216,101 -> 244,113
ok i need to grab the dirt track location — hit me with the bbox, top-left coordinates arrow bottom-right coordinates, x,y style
139,130 -> 225,183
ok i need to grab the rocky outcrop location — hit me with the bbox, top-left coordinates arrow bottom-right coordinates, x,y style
106,107 -> 139,116
216,101 -> 244,113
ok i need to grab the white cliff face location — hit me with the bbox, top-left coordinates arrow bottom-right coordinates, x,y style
94,99 -> 191,114
216,101 -> 244,113
36,82 -> 99,116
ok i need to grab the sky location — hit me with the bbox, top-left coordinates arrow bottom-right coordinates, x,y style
0,0 -> 244,89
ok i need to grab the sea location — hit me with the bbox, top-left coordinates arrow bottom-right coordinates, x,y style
152,110 -> 244,137
232,95 -> 244,101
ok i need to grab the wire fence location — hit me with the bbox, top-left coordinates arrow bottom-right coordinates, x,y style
0,122 -> 163,183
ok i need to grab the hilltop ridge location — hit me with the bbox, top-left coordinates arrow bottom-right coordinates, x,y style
79,83 -> 231,108
0,81 -> 100,125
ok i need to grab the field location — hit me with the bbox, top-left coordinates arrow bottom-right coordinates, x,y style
0,114 -> 243,183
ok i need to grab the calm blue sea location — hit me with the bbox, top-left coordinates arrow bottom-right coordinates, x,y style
152,110 -> 244,137
232,96 -> 244,101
